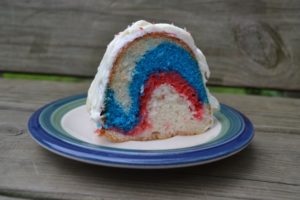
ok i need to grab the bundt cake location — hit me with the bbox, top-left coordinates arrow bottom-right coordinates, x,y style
87,20 -> 219,142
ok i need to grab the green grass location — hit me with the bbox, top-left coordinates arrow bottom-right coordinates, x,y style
245,88 -> 283,97
1,72 -> 284,97
208,86 -> 283,97
208,86 -> 248,95
2,73 -> 86,82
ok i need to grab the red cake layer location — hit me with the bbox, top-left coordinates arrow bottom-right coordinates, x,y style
106,72 -> 204,136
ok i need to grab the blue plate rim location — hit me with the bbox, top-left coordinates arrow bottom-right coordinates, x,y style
36,94 -> 245,153
27,94 -> 254,169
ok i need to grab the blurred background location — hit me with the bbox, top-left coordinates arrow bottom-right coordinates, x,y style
0,0 -> 299,97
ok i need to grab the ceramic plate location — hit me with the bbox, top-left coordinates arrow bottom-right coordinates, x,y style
28,94 -> 254,169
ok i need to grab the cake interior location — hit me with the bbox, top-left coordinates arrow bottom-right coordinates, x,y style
98,33 -> 212,141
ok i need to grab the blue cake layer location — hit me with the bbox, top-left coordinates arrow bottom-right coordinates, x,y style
104,42 -> 209,132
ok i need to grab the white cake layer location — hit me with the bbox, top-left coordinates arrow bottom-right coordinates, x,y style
104,84 -> 212,141
147,84 -> 212,135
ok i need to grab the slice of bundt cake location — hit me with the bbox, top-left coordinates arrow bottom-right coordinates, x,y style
87,20 -> 219,142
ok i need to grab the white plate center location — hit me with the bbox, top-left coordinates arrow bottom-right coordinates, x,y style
61,105 -> 221,150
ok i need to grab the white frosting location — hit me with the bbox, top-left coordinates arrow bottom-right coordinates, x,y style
87,20 -> 219,123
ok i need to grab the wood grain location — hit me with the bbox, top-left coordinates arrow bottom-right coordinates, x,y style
0,0 -> 300,90
0,78 -> 299,200
0,196 -> 29,200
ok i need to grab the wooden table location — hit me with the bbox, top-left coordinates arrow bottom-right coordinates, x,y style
1,0 -> 300,199
0,78 -> 299,200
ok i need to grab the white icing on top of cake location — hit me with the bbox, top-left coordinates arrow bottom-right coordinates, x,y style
87,20 -> 219,123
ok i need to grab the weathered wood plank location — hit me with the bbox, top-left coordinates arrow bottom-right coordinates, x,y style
0,78 -> 299,200
0,196 -> 30,200
0,0 -> 300,90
